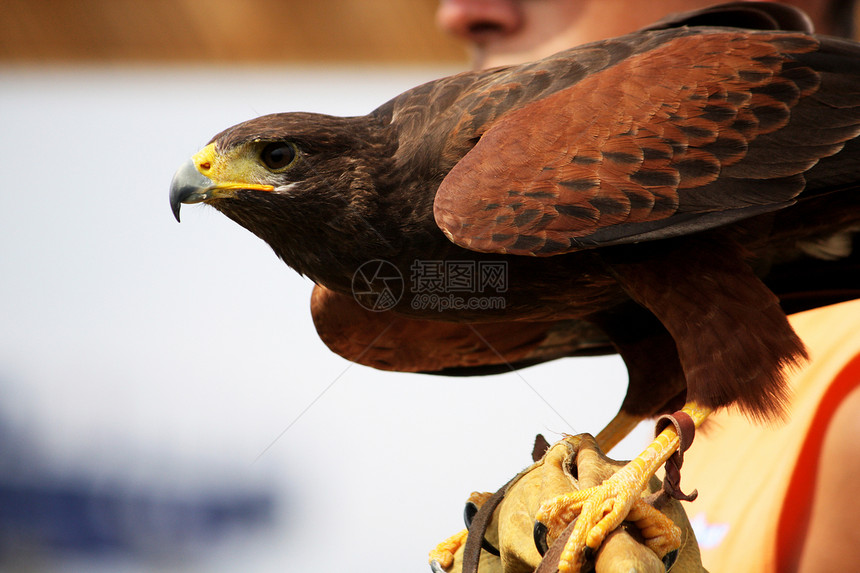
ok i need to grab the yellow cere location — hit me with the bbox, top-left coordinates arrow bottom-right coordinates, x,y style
191,142 -> 275,195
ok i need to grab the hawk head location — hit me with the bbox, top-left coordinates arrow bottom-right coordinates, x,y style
169,112 -> 409,283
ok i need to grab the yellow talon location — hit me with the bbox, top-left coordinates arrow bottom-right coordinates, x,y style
626,498 -> 682,557
537,402 -> 711,572
429,528 -> 468,570
429,490 -> 496,570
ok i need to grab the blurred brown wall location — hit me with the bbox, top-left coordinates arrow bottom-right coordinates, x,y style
0,0 -> 467,63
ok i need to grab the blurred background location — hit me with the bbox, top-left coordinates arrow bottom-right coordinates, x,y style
0,1 -> 652,571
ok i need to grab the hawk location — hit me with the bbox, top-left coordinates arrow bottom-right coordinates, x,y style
170,3 -> 860,570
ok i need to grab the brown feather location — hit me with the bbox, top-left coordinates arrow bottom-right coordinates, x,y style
310,285 -> 614,374
433,32 -> 833,256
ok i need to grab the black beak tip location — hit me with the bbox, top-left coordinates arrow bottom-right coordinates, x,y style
170,158 -> 213,223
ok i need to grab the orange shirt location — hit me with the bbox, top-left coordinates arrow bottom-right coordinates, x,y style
682,299 -> 860,572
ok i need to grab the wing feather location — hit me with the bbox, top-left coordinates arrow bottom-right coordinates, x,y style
434,31 -> 860,255
310,285 -> 612,374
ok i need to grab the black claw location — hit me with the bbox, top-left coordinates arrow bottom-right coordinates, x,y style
663,549 -> 679,570
533,520 -> 549,556
463,502 -> 501,556
464,501 -> 479,528
583,544 -> 596,562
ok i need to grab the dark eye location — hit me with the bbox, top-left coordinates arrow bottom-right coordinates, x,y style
260,142 -> 297,171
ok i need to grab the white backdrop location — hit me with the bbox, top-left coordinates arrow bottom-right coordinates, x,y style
0,65 -> 652,572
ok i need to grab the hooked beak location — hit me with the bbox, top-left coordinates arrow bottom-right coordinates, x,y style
169,158 -> 214,222
169,143 -> 276,222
